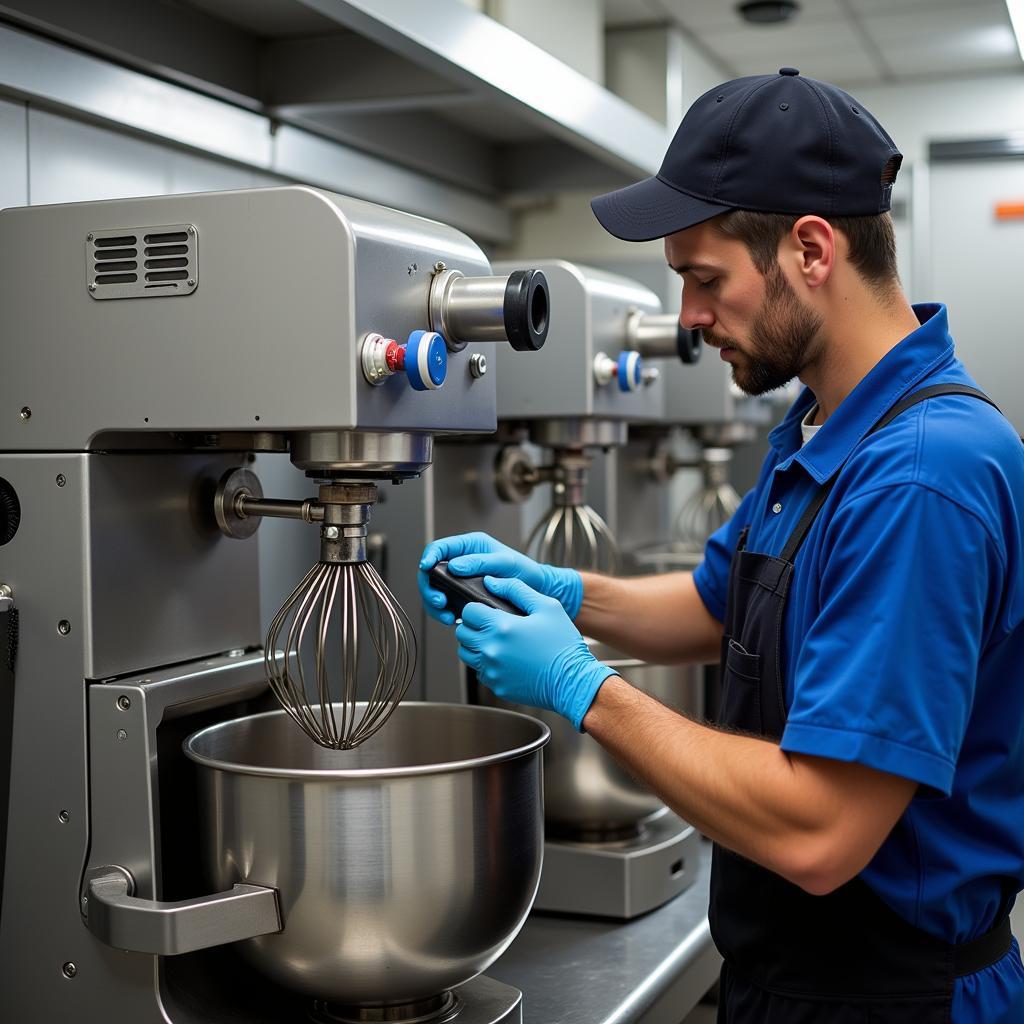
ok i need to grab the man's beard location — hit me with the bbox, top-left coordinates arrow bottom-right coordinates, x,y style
702,264 -> 823,396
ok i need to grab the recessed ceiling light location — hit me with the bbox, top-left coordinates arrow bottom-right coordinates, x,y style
737,1 -> 801,25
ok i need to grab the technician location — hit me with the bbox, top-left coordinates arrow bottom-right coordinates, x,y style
419,69 -> 1024,1023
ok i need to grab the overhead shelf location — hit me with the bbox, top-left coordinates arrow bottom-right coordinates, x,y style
0,0 -> 667,211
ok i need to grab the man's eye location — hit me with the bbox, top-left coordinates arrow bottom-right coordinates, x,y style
697,278 -> 717,290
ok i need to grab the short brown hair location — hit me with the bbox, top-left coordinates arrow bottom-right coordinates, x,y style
712,210 -> 900,295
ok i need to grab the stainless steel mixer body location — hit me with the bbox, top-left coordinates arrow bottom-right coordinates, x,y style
0,187 -> 549,1022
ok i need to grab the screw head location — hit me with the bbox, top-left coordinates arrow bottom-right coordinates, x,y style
56,474 -> 67,487
57,620 -> 72,636
434,261 -> 447,272
323,525 -> 340,540
187,278 -> 196,286
187,226 -> 195,236
117,695 -> 131,711
469,353 -> 487,379
62,962 -> 77,979
87,233 -> 94,241
19,407 -> 31,420
88,282 -> 97,292
116,729 -> 127,742
58,809 -> 70,823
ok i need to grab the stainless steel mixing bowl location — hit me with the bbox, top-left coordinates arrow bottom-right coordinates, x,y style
479,642 -> 701,837
182,702 -> 548,1009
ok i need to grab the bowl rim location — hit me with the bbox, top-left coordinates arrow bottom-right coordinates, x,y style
182,700 -> 550,780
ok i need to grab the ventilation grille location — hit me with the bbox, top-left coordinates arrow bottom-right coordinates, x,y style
87,224 -> 198,300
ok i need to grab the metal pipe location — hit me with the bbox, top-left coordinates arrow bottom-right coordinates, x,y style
236,496 -> 323,523
626,310 -> 701,364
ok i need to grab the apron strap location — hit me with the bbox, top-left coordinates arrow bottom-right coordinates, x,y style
779,384 -> 998,563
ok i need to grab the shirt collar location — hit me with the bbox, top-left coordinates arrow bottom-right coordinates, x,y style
767,303 -> 956,483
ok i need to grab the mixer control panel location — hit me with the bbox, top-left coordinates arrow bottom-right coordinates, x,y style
361,330 -> 449,391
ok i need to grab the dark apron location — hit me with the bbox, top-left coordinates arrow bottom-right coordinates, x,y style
711,384 -> 1013,1023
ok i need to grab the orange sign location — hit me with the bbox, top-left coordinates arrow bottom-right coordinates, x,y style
995,202 -> 1024,220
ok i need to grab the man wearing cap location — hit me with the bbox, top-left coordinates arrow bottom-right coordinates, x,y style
418,69 -> 1024,1022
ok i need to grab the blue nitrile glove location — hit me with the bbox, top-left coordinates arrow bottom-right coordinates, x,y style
418,532 -> 583,627
455,576 -> 615,731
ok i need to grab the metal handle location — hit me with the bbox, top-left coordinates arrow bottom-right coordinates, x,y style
83,865 -> 282,955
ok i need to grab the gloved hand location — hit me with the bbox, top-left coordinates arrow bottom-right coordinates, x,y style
455,576 -> 615,731
418,532 -> 583,626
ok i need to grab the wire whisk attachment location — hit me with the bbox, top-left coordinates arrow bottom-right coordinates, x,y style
524,450 -> 620,574
264,483 -> 417,749
673,447 -> 741,549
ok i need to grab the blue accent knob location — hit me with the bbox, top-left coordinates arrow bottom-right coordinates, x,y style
616,351 -> 642,392
406,330 -> 448,391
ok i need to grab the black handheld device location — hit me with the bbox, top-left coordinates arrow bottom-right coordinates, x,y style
427,561 -> 526,620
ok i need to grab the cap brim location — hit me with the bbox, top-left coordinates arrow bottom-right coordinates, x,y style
591,176 -> 733,242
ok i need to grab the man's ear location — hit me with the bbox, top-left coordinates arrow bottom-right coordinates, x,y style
787,215 -> 835,289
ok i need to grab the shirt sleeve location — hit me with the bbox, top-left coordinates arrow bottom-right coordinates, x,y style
780,482 -> 1002,795
692,485 -> 760,624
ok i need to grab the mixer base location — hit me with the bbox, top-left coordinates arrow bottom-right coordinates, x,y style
310,977 -> 521,1024
533,813 -> 700,918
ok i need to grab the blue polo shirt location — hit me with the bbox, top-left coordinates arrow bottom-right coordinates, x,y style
693,304 -> 1024,1022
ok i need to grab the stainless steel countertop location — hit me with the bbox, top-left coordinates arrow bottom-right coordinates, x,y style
489,838 -> 720,1024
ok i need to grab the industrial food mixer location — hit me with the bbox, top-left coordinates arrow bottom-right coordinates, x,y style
423,260 -> 705,918
0,186 -> 551,1024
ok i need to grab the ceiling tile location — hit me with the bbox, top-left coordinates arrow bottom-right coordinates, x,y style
861,3 -> 1012,45
699,19 -> 864,61
655,0 -> 848,34
727,48 -> 879,83
845,0 -> 980,14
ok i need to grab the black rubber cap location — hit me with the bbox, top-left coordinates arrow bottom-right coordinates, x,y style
503,269 -> 549,352
677,325 -> 702,364
0,478 -> 20,546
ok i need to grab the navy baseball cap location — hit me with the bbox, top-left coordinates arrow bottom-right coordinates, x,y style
592,68 -> 903,242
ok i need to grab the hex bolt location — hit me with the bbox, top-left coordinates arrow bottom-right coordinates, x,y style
57,620 -> 72,636
58,810 -> 70,824
56,474 -> 67,488
117,695 -> 131,712
469,353 -> 487,379
19,407 -> 31,420
62,962 -> 77,979
116,729 -> 127,742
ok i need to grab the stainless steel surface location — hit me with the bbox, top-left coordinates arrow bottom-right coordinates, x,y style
529,419 -> 629,449
489,839 -> 720,1024
535,817 -> 700,919
84,865 -> 281,955
87,222 -> 198,300
290,0 -> 668,178
291,431 -> 435,475
0,187 -> 501,447
183,702 -> 548,1006
480,642 -> 701,836
491,261 -> 665,424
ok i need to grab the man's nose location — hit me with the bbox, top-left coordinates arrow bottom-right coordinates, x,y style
679,287 -> 714,331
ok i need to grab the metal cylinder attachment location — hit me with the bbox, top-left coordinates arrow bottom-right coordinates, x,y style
626,310 -> 702,364
430,267 -> 549,352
